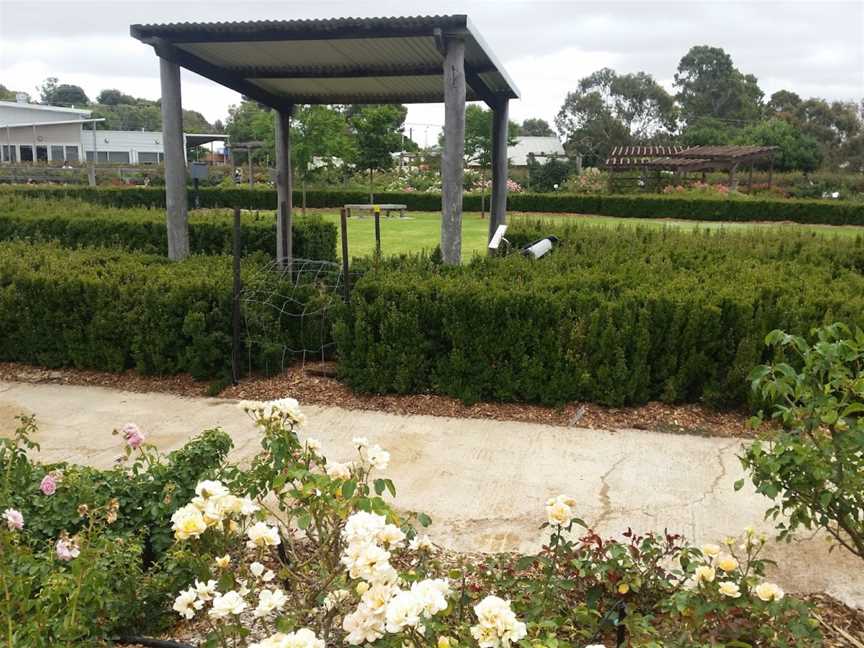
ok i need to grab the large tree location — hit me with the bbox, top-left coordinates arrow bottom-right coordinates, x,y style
734,118 -> 822,172
519,118 -> 554,137
674,46 -> 763,125
555,68 -> 675,166
292,105 -> 355,214
348,104 -> 406,202
38,77 -> 89,107
224,99 -> 275,163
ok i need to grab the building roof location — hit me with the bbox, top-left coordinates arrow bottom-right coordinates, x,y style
673,145 -> 777,161
0,118 -> 104,129
0,101 -> 91,116
130,15 -> 519,107
508,136 -> 565,166
604,145 -> 777,170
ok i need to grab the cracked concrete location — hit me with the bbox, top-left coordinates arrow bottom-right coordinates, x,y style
0,379 -> 861,608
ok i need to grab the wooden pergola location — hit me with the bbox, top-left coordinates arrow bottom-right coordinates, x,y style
131,15 -> 519,264
603,145 -> 777,193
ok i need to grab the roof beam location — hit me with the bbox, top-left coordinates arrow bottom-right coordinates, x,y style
235,62 -> 495,79
246,91 -> 482,105
465,67 -> 503,110
131,18 -> 469,44
145,37 -> 294,111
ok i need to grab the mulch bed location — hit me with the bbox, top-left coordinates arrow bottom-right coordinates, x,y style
0,360 -> 754,438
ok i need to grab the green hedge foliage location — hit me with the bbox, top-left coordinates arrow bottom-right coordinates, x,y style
334,224 -> 864,407
0,194 -> 337,261
0,242 -> 331,379
5,184 -> 864,225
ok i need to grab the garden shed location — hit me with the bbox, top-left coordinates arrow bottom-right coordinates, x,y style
130,15 -> 520,264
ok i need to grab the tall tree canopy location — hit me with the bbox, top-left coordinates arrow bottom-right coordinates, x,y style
519,118 -> 554,137
224,100 -> 275,162
348,104 -> 406,194
734,118 -> 822,172
38,77 -> 89,107
674,46 -> 763,125
555,68 -> 675,165
456,105 -> 520,168
292,105 -> 355,210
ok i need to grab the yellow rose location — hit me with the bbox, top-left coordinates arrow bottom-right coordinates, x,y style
717,555 -> 739,573
701,543 -> 721,558
755,582 -> 784,602
695,566 -> 715,584
617,582 -> 630,594
438,637 -> 453,648
718,581 -> 741,598
215,554 -> 231,569
356,581 -> 369,595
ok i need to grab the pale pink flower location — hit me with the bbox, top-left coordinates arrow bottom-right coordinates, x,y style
56,537 -> 80,561
122,423 -> 145,449
40,474 -> 57,496
3,508 -> 23,531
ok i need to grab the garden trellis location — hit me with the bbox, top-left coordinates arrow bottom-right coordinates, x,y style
131,15 -> 520,265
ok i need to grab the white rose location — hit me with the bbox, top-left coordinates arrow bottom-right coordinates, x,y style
209,590 -> 247,619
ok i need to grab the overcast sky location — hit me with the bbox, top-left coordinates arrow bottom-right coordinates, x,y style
1,0 -> 862,145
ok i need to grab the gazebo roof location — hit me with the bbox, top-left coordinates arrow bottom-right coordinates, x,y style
130,15 -> 519,109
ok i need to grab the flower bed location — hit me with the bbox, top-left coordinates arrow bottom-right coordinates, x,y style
0,398 -> 833,647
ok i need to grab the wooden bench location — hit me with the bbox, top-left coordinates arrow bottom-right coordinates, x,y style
343,203 -> 407,219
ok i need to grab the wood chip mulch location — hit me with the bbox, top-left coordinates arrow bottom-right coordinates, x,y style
0,361 -> 754,438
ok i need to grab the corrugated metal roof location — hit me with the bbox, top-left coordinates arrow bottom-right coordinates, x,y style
508,136 -> 565,166
130,15 -> 519,107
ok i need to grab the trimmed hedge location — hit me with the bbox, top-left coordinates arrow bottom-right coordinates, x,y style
0,195 -> 337,261
5,184 -> 864,226
0,242 -> 331,378
334,224 -> 864,407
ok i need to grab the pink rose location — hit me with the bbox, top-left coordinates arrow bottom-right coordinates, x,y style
40,474 -> 57,496
122,423 -> 145,449
55,537 -> 80,561
3,508 -> 23,531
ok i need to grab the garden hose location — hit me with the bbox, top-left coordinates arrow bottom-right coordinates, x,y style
114,636 -> 196,648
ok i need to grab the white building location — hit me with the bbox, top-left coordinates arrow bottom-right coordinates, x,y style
507,136 -> 566,166
0,99 -> 225,165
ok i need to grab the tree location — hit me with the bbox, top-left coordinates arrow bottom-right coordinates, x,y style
97,89 -> 137,106
680,117 -> 736,147
0,84 -> 28,102
182,109 -> 213,134
348,104 -> 405,202
292,105 -> 354,214
734,118 -> 822,172
674,46 -> 763,125
526,156 -> 571,192
38,77 -> 89,107
519,118 -> 554,137
766,90 -> 802,117
555,68 -> 675,166
225,100 -> 275,163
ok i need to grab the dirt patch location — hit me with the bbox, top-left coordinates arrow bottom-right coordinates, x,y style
0,361 -> 755,439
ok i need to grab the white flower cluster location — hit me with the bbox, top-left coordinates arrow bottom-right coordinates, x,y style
170,480 -> 259,541
240,397 -> 306,427
250,628 -> 325,648
470,595 -> 527,648
352,437 -> 390,471
339,511 -> 449,645
173,567 -> 288,622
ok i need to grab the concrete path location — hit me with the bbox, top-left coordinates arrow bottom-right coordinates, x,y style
0,379 -> 861,608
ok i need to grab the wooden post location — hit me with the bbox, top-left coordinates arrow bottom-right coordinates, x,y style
340,207 -> 351,303
232,207 -> 242,384
88,126 -> 97,187
489,97 -> 509,252
767,153 -> 774,189
274,109 -> 293,269
374,207 -> 381,258
729,162 -> 739,192
159,56 -> 189,261
440,34 -> 466,266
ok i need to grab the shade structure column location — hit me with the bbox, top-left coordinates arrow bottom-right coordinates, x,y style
489,97 -> 509,251
159,57 -> 189,261
440,34 -> 466,266
274,108 -> 293,269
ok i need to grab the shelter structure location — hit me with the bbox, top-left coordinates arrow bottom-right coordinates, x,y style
603,145 -> 776,193
131,15 -> 520,263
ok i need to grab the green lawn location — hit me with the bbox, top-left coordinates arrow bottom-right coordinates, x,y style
301,209 -> 864,259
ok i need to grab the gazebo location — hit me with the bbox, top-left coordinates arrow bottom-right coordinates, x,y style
130,15 -> 520,264
603,145 -> 777,193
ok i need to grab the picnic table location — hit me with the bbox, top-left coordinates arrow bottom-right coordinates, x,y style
343,203 -> 407,219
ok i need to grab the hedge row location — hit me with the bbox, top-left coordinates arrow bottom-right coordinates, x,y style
0,242 -> 331,379
0,195 -> 337,261
334,224 -> 864,407
5,184 -> 864,225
